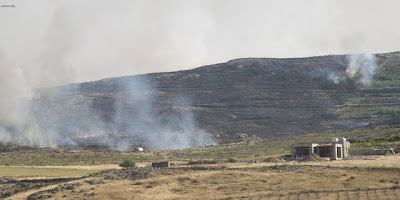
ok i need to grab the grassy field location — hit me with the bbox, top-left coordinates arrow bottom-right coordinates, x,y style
0,147 -> 166,166
0,166 -> 104,179
26,155 -> 400,200
0,123 -> 399,167
2,138 -> 400,199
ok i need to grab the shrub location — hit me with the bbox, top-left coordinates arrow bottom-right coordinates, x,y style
119,160 -> 135,168
177,177 -> 191,183
216,186 -> 227,190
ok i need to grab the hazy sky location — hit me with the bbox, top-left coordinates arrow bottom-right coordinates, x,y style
0,0 -> 399,87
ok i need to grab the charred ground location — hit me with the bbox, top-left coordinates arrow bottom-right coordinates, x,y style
34,52 -> 400,144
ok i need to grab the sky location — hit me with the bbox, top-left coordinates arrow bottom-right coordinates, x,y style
0,0 -> 399,87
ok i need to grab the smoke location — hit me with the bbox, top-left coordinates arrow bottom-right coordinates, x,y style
0,74 -> 216,150
109,77 -> 216,151
0,1 -> 397,149
1,1 -> 399,84
346,54 -> 377,86
0,52 -> 33,145
326,71 -> 345,84
319,54 -> 377,86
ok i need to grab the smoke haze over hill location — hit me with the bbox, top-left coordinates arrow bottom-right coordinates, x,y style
0,0 -> 399,86
0,1 -> 399,149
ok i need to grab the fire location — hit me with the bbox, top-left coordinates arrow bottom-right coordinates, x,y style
76,130 -> 95,139
363,79 -> 366,87
29,144 -> 33,148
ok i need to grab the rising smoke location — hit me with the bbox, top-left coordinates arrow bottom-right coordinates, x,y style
346,54 -> 377,86
326,71 -> 345,84
322,54 -> 377,86
0,74 -> 216,150
110,77 -> 216,151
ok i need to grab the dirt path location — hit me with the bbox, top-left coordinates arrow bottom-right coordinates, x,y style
5,178 -> 87,200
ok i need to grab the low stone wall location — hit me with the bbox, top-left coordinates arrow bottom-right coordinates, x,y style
152,161 -> 170,168
350,149 -> 385,156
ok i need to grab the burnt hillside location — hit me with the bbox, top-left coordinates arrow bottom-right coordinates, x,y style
35,52 -> 400,144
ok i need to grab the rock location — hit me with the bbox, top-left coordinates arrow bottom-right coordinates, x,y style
229,181 -> 238,184
86,179 -> 104,185
248,160 -> 259,164
87,192 -> 95,197
104,175 -> 118,180
110,167 -> 156,180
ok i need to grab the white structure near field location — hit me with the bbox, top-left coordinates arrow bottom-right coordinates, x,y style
291,138 -> 350,160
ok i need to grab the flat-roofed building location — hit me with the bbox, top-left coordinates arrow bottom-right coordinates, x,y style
291,137 -> 350,160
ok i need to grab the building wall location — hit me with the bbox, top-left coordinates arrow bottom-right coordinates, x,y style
343,141 -> 351,158
291,141 -> 350,160
332,143 -> 342,160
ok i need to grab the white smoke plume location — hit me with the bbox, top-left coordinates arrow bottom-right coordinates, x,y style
0,73 -> 216,150
346,54 -> 377,86
321,54 -> 377,86
110,77 -> 216,151
326,71 -> 345,84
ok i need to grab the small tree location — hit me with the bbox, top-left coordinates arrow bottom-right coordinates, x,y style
119,160 -> 135,168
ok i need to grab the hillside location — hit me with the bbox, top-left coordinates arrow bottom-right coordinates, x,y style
32,52 -> 400,145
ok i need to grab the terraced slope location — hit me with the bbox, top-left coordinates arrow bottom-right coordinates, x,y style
34,52 -> 400,144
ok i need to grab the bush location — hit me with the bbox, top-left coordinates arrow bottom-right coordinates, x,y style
119,160 -> 135,168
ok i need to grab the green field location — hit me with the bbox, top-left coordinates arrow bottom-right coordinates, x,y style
0,166 -> 99,178
1,122 -> 400,167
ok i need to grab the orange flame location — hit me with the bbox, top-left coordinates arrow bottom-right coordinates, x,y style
363,79 -> 366,87
76,130 -> 94,138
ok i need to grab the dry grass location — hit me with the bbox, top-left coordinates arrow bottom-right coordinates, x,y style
4,155 -> 400,199
269,189 -> 400,200
294,154 -> 400,169
188,154 -> 400,170
47,164 -> 400,199
4,178 -> 91,200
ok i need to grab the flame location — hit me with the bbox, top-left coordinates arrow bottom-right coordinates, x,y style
363,79 -> 366,87
29,144 -> 33,148
52,145 -> 58,149
76,130 -> 94,138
